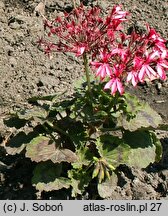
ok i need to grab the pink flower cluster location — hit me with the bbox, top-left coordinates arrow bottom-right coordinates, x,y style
91,26 -> 168,95
39,5 -> 128,56
38,4 -> 168,95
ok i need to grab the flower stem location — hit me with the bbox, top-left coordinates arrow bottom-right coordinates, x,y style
83,53 -> 92,95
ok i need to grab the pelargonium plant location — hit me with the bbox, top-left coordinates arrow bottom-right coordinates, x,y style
4,4 -> 168,198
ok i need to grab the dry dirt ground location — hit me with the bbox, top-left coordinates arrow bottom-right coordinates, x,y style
0,0 -> 168,199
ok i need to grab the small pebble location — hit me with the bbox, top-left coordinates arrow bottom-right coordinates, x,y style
9,57 -> 17,67
157,83 -> 162,90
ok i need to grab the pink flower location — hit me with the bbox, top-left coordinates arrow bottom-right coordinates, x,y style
147,27 -> 165,43
111,47 -> 128,62
126,71 -> 139,86
138,64 -> 158,81
91,62 -> 112,80
103,63 -> 125,95
111,5 -> 128,20
91,51 -> 112,80
156,50 -> 168,80
147,25 -> 166,51
71,45 -> 86,56
104,77 -> 124,95
137,51 -> 159,81
105,5 -> 128,32
156,63 -> 167,80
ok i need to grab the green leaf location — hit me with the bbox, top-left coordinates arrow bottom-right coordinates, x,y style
117,101 -> 162,131
98,172 -> 118,198
123,130 -> 153,148
72,146 -> 93,169
68,169 -> 92,197
28,94 -> 58,103
95,135 -> 130,168
26,136 -> 53,162
94,110 -> 108,118
123,130 -> 157,168
17,107 -> 48,121
96,131 -> 161,169
123,92 -> 142,114
51,148 -> 78,164
32,161 -> 62,184
4,131 -> 36,155
68,121 -> 88,146
150,132 -> 162,162
34,177 -> 71,192
32,161 -> 70,192
26,135 -> 78,163
128,148 -> 156,168
53,99 -> 73,114
157,124 -> 168,131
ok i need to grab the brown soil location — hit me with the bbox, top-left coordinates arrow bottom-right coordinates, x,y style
0,0 -> 168,199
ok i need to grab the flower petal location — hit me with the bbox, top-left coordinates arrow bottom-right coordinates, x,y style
105,64 -> 112,76
138,65 -> 146,81
104,79 -> 114,89
126,72 -> 133,82
96,65 -> 104,77
156,65 -> 167,80
116,79 -> 124,94
132,75 -> 138,87
111,80 -> 117,95
146,65 -> 157,76
76,46 -> 85,56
